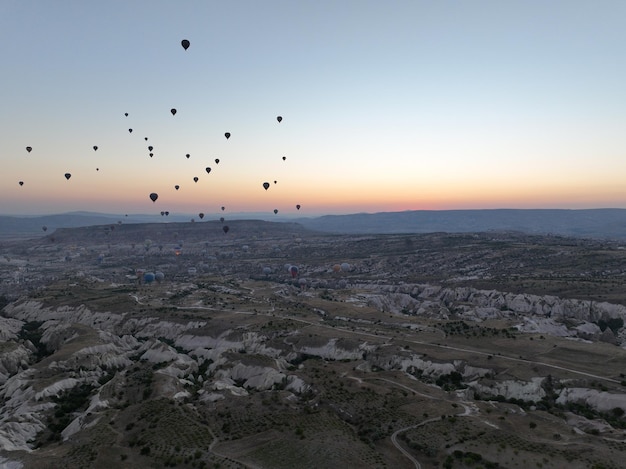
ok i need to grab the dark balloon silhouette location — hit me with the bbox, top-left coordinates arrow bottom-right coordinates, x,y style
296,204 -> 301,210
145,137 -> 148,141
199,213 -> 204,219
160,211 -> 165,216
128,128 -> 133,133
42,226 -> 47,232
93,145 -> 98,151
193,177 -> 199,182
274,209 -> 278,214
277,116 -> 282,123
215,158 -> 219,164
205,167 -> 211,174
18,181 -> 24,186
282,156 -> 286,161
222,225 -> 229,234
224,132 -> 230,140
171,108 -> 177,116
149,153 -> 154,157
149,192 -> 158,202
64,173 -> 71,180
26,146 -> 32,153
186,154 -> 190,159
148,146 -> 153,151
221,206 -> 225,211
124,113 -> 128,117
263,182 -> 270,190
96,168 -> 99,171
175,185 -> 180,190
181,39 -> 190,50
220,217 -> 225,223
165,211 -> 169,216
274,180 -> 277,184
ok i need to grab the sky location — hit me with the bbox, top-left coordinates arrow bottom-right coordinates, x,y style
1,0 -> 625,217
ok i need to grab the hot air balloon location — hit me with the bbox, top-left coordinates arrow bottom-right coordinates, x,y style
193,177 -> 198,183
205,167 -> 211,174
171,108 -> 177,116
149,153 -> 154,157
124,112 -> 128,117
296,204 -> 301,210
144,137 -> 148,141
222,225 -> 229,234
175,185 -> 180,190
224,132 -> 230,140
93,146 -> 98,151
96,168 -> 99,171
199,213 -> 204,219
128,128 -> 133,133
215,158 -> 220,164
289,265 -> 299,278
274,180 -> 277,184
25,146 -> 32,153
18,181 -> 24,186
263,182 -> 270,190
277,116 -> 282,123
274,209 -> 278,214
185,153 -> 190,159
181,39 -> 190,50
64,173 -> 71,180
160,211 -> 165,216
144,272 -> 155,284
149,192 -> 158,202
148,145 -> 153,151
282,156 -> 286,161
220,217 -> 225,223
42,226 -> 47,232
165,211 -> 170,216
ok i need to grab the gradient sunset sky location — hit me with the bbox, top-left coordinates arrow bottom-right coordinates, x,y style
2,1 -> 625,217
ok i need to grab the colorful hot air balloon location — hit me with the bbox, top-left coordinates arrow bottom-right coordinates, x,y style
149,192 -> 158,202
263,182 -> 270,190
181,39 -> 190,50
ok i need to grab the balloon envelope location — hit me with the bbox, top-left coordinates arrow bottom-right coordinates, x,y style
181,39 -> 190,50
224,132 -> 230,139
26,146 -> 32,153
223,225 -> 229,234
175,185 -> 180,190
277,116 -> 282,122
296,204 -> 301,210
93,146 -> 98,151
199,213 -> 204,219
64,173 -> 71,180
205,167 -> 211,174
273,209 -> 278,214
171,108 -> 177,116
193,177 -> 198,182
18,181 -> 24,186
215,158 -> 220,164
149,192 -> 158,202
128,128 -> 133,133
263,182 -> 270,190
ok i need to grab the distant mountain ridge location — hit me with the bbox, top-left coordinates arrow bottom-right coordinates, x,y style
296,209 -> 626,239
3,209 -> 626,240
